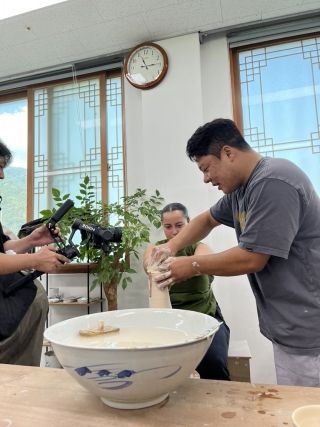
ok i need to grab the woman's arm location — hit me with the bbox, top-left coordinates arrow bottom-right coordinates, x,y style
194,242 -> 213,256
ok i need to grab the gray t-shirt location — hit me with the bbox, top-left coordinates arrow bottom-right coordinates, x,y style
211,157 -> 320,355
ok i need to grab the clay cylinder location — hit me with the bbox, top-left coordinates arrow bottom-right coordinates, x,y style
148,272 -> 172,309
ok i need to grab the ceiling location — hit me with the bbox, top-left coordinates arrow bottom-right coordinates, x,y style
0,0 -> 320,83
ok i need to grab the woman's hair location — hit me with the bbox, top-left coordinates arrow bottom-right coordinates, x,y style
0,139 -> 12,167
160,203 -> 190,222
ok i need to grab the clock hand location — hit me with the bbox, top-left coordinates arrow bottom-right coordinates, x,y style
140,62 -> 160,69
141,58 -> 149,70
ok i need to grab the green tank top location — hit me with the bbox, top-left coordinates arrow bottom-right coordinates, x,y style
156,240 -> 217,317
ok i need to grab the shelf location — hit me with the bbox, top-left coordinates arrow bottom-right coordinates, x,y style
50,262 -> 98,274
46,263 -> 104,327
49,298 -> 104,307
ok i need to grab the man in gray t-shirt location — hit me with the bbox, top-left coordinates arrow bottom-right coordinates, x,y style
153,118 -> 320,387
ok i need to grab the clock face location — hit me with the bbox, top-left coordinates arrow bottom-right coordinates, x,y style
124,43 -> 168,89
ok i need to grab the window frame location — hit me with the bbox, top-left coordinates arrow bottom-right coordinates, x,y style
23,69 -> 126,220
230,31 -> 320,131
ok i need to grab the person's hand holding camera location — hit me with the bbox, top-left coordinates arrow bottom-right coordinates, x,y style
28,224 -> 60,247
31,246 -> 70,272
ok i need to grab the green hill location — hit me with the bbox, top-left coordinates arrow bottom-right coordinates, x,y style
0,166 -> 27,235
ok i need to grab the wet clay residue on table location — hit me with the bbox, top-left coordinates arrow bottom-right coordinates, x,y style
221,412 -> 236,419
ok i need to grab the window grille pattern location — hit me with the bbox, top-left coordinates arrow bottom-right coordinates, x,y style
33,74 -> 124,215
106,76 -> 124,205
238,36 -> 320,193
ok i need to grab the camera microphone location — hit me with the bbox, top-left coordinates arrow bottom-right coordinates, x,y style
48,199 -> 74,229
51,199 -> 75,223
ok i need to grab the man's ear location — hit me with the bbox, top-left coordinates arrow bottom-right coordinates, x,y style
221,145 -> 235,161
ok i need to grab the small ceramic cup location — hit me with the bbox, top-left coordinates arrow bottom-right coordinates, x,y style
292,405 -> 320,427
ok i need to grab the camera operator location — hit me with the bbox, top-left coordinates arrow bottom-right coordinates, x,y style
0,139 -> 70,366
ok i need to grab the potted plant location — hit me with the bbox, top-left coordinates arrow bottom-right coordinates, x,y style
41,176 -> 164,310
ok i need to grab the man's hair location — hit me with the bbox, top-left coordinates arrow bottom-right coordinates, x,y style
0,139 -> 12,167
161,202 -> 189,222
186,118 -> 251,161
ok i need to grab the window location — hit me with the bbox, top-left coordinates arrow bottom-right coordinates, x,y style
0,70 -> 124,234
232,34 -> 320,194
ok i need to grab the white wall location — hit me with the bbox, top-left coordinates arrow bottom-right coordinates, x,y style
123,32 -> 276,384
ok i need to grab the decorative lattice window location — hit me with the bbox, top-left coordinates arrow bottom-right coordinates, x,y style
31,72 -> 124,216
232,35 -> 320,194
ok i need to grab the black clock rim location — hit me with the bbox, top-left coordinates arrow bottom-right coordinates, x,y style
124,42 -> 169,90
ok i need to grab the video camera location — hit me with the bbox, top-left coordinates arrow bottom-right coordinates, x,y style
70,219 -> 122,254
18,199 -> 80,261
7,199 -> 123,293
18,199 -> 123,258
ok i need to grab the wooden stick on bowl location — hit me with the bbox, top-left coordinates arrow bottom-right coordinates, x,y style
79,320 -> 119,336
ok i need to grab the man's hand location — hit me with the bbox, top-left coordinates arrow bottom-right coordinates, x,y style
146,245 -> 173,273
153,256 -> 194,289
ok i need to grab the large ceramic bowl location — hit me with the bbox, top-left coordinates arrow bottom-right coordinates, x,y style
44,308 -> 220,409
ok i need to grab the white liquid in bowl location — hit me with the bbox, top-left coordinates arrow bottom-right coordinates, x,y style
66,327 -> 190,349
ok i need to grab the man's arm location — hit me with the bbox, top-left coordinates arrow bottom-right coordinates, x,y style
156,246 -> 270,288
191,246 -> 269,276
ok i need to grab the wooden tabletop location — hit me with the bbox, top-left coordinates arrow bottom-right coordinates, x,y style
0,364 -> 319,426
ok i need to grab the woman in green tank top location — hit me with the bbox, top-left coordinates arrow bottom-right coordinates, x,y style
144,203 -> 230,380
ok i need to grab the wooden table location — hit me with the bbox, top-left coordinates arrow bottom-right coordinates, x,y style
0,364 -> 319,426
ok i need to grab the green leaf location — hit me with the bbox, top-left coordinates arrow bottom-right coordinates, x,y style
40,209 -> 53,217
52,188 -> 61,198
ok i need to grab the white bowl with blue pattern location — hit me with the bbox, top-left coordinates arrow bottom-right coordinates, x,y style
44,308 -> 220,409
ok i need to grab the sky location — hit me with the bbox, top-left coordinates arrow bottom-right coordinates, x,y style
0,0 -> 67,21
